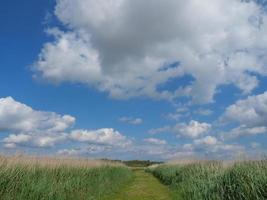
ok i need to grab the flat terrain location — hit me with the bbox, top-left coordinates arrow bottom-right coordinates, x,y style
110,168 -> 174,200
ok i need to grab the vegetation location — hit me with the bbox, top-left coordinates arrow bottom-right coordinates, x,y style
148,160 -> 267,200
0,156 -> 133,200
2,155 -> 267,200
123,160 -> 163,167
110,168 -> 173,200
100,159 -> 163,167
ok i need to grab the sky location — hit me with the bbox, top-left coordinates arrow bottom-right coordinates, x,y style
0,0 -> 267,161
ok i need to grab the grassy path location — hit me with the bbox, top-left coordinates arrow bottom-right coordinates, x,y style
109,168 -> 174,200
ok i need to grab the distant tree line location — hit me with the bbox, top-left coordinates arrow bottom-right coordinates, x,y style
123,160 -> 163,167
100,159 -> 163,167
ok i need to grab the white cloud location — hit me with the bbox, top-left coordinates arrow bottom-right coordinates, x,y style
223,91 -> 267,127
57,145 -> 112,156
3,134 -> 31,144
183,135 -> 245,158
70,128 -> 131,147
168,135 -> 245,160
0,97 -> 75,133
221,91 -> 267,139
173,120 -> 211,138
3,133 -> 68,148
33,29 -> 101,85
143,138 -> 167,145
0,97 -> 76,148
4,128 -> 132,149
149,120 -> 211,138
4,143 -> 16,149
33,0 -> 267,103
194,136 -> 218,146
0,97 -> 132,150
224,125 -> 267,139
119,117 -> 143,125
3,132 -> 68,148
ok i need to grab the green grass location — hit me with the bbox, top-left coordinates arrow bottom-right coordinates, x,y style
149,160 -> 267,200
4,158 -> 267,200
110,168 -> 174,200
0,164 -> 133,200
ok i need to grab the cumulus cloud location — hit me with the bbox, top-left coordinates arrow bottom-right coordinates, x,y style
56,134 -> 245,160
173,120 -> 211,138
0,97 -> 76,148
119,117 -> 143,125
33,0 -> 267,103
3,133 -> 68,148
149,120 -> 211,138
4,128 -> 131,149
57,145 -> 112,156
0,97 -> 75,133
143,138 -> 167,145
223,125 -> 267,139
5,127 -> 131,151
223,91 -> 267,127
4,134 -> 31,144
181,135 -> 245,159
194,136 -> 218,146
222,91 -> 267,138
70,128 -> 132,147
0,97 -> 131,149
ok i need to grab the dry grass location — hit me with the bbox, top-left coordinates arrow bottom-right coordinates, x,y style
0,154 -> 123,169
166,159 -> 257,169
0,155 -> 132,200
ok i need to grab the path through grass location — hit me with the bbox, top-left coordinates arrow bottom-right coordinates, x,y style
110,168 -> 175,200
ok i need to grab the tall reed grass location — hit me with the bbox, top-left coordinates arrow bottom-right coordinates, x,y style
148,160 -> 267,200
0,155 -> 133,200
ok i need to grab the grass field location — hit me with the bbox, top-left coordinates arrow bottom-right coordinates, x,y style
148,160 -> 267,200
1,156 -> 267,200
110,168 -> 174,200
0,155 -> 133,200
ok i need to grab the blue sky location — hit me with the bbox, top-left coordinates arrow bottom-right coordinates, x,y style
0,0 -> 267,160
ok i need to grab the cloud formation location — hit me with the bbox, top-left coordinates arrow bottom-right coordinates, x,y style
0,97 -> 75,133
222,91 -> 267,138
173,120 -> 211,138
182,135 -> 245,159
33,0 -> 267,103
3,133 -> 68,148
70,128 -> 132,147
0,97 -> 131,149
0,96 -> 251,160
149,120 -> 211,139
223,91 -> 267,127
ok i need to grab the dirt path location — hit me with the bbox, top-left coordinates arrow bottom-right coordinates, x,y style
110,168 -> 174,200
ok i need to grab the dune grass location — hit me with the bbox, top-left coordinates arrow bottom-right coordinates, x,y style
149,160 -> 267,200
0,155 -> 133,200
